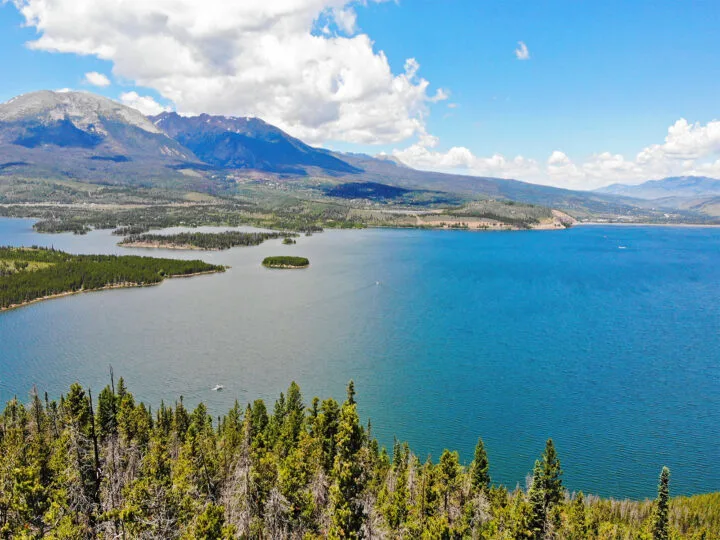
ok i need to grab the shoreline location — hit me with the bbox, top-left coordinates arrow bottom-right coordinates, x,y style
577,222 -> 720,228
0,269 -> 223,312
118,241 -> 218,250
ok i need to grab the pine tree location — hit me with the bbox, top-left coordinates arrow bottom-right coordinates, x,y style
568,491 -> 588,539
96,385 -> 118,442
541,438 -> 563,507
527,460 -> 546,540
652,466 -> 670,540
437,449 -> 461,519
329,382 -> 365,538
471,437 -> 491,492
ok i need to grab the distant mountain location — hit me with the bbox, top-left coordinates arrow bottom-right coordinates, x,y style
0,91 -> 203,187
596,176 -> 720,199
334,151 -> 642,217
151,112 -> 359,175
0,90 -> 711,221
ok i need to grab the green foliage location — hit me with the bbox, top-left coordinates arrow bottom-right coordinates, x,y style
0,381 -> 716,539
0,246 -> 224,309
653,466 -> 671,540
262,256 -> 310,268
472,436 -> 491,492
541,438 -> 563,508
120,231 -> 298,250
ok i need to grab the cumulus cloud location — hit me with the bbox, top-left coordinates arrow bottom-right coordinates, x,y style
393,144 -> 542,181
83,71 -> 110,87
12,0 -> 445,145
393,118 -> 720,190
515,41 -> 530,60
119,92 -> 171,116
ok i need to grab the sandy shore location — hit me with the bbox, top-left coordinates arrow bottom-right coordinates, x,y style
0,269 -> 223,312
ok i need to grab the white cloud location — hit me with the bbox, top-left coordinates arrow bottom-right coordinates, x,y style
83,71 -> 111,87
636,118 -> 720,163
119,92 -> 171,116
12,0 -> 444,145
393,118 -> 720,190
393,144 -> 542,181
515,41 -> 530,60
331,7 -> 357,34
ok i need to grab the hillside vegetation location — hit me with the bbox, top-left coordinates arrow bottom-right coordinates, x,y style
2,90 -> 717,224
0,380 -> 716,538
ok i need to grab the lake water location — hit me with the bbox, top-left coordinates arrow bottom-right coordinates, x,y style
1,217 -> 719,499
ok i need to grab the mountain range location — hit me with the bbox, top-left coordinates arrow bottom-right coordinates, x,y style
0,90 -> 717,221
596,176 -> 720,199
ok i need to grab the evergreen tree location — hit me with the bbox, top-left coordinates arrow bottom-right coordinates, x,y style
567,491 -> 588,539
437,449 -> 461,519
96,385 -> 118,442
1,378 -> 719,539
471,437 -> 491,492
329,382 -> 365,539
653,466 -> 671,540
541,438 -> 563,507
527,460 -> 546,540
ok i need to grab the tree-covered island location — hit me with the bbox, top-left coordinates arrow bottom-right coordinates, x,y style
119,231 -> 299,250
0,379 -> 716,538
0,246 -> 225,310
262,256 -> 310,268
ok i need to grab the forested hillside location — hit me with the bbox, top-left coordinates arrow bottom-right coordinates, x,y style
0,380 -> 716,538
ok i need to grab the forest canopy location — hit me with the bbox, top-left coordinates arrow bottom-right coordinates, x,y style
0,246 -> 224,309
0,379 -> 717,539
262,256 -> 310,268
119,231 -> 299,250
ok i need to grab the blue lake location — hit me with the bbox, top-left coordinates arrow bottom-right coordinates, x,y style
1,218 -> 719,499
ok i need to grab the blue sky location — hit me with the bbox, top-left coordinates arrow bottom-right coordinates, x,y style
1,0 -> 719,188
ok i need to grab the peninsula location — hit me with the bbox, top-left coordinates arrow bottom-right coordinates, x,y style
0,246 -> 224,310
119,231 -> 299,250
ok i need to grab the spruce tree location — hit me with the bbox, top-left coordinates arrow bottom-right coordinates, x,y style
541,438 -> 563,507
96,385 -> 117,442
652,466 -> 670,540
568,491 -> 588,539
471,437 -> 491,492
329,383 -> 365,538
438,450 -> 461,518
528,460 -> 546,540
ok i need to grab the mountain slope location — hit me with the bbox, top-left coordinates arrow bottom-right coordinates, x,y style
0,90 -> 713,222
151,112 -> 359,175
596,176 -> 720,199
0,91 -> 203,187
334,152 -> 647,218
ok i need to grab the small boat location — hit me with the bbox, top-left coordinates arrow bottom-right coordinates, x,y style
618,246 -> 627,250
212,384 -> 224,391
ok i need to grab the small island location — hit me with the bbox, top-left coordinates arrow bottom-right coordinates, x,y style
119,231 -> 299,250
262,256 -> 310,269
0,246 -> 225,310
